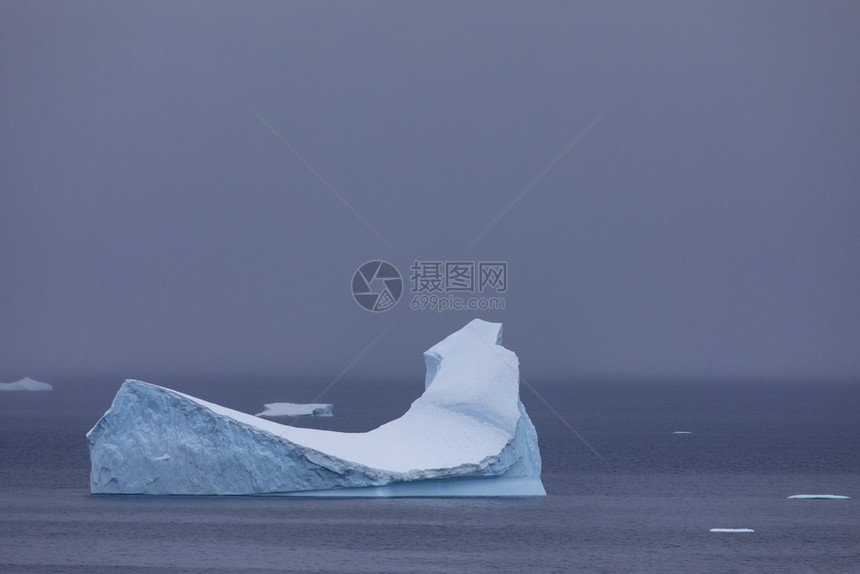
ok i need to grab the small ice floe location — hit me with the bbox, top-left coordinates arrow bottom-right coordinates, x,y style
787,494 -> 850,500
673,431 -> 692,434
153,454 -> 170,461
256,402 -> 334,417
0,377 -> 53,391
710,528 -> 754,533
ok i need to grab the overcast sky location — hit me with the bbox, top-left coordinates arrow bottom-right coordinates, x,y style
2,1 -> 858,384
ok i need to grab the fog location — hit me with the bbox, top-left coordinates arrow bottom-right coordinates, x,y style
2,2 -> 858,383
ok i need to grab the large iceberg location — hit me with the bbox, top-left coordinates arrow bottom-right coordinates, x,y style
87,320 -> 545,496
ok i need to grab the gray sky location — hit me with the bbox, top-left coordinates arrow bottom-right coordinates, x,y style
2,1 -> 858,383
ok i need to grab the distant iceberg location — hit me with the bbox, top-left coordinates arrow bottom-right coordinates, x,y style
710,528 -> 754,533
0,377 -> 52,391
87,319 -> 545,497
787,494 -> 850,500
256,402 -> 333,417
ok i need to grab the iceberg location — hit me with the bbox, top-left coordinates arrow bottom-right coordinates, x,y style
87,319 -> 545,496
256,402 -> 334,417
0,377 -> 52,391
787,494 -> 850,500
710,528 -> 754,533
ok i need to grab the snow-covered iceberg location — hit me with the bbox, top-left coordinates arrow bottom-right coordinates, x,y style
256,402 -> 333,417
0,377 -> 52,391
87,319 -> 545,496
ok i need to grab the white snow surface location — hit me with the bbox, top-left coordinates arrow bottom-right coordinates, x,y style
0,377 -> 52,391
87,319 -> 545,496
256,403 -> 333,417
787,494 -> 850,500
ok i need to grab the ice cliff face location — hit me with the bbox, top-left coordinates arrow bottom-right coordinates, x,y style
87,319 -> 545,496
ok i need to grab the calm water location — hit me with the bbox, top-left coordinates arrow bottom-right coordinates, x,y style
1,377 -> 858,573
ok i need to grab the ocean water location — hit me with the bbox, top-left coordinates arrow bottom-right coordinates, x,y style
1,377 -> 858,573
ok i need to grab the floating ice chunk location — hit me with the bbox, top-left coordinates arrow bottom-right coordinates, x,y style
787,494 -> 850,500
673,431 -> 692,434
87,319 -> 545,497
154,454 -> 170,461
256,403 -> 334,417
0,377 -> 52,391
710,528 -> 754,533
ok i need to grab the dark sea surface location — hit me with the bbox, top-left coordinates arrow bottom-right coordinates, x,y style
1,377 -> 858,573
